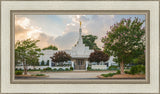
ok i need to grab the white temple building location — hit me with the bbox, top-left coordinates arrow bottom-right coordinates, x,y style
38,22 -> 117,70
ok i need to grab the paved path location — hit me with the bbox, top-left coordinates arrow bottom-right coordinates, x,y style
44,71 -> 116,79
15,71 -> 117,80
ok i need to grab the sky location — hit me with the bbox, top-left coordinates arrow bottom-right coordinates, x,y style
15,15 -> 145,50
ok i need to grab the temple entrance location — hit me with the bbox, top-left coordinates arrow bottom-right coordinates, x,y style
74,59 -> 85,70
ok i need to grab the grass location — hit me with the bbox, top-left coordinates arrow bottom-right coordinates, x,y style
31,74 -> 45,76
101,73 -> 117,77
101,70 -> 121,77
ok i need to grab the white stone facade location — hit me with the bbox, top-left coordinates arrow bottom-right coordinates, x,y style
36,23 -> 117,70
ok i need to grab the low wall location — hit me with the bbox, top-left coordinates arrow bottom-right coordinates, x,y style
15,66 -> 70,70
91,65 -> 107,70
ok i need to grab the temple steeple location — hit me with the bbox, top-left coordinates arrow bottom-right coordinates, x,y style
78,21 -> 83,45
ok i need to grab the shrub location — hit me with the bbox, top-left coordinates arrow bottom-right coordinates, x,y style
65,68 -> 69,71
15,71 -> 23,75
35,74 -> 45,76
124,71 -> 131,74
53,68 -> 57,71
130,65 -> 145,75
108,65 -> 118,70
87,67 -> 91,70
58,68 -> 64,71
43,67 -> 52,71
116,70 -> 121,74
101,73 -> 116,77
46,67 -> 52,70
70,67 -> 73,70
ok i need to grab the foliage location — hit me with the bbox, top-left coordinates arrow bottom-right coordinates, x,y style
41,60 -> 45,66
101,73 -> 116,77
15,71 -> 23,75
65,68 -> 69,71
58,68 -> 64,71
116,70 -> 121,74
53,68 -> 57,71
50,51 -> 71,63
46,60 -> 50,66
108,65 -> 118,70
133,54 -> 145,65
101,70 -> 121,77
70,67 -> 73,70
130,65 -> 145,75
82,35 -> 101,50
35,74 -> 45,76
87,66 -> 91,70
15,39 -> 43,75
124,71 -> 131,74
89,50 -> 109,64
43,45 -> 58,50
102,18 -> 145,74
43,67 -> 52,71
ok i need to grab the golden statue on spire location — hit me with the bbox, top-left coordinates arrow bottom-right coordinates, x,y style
80,21 -> 82,27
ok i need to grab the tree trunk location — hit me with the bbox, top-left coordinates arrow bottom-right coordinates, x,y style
24,67 -> 27,75
23,61 -> 27,75
120,60 -> 124,74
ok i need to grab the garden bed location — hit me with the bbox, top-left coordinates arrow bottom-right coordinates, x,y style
15,74 -> 49,78
97,74 -> 145,79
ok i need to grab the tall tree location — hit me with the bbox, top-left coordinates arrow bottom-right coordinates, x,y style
15,39 -> 43,75
27,48 -> 43,68
43,45 -> 58,50
102,18 -> 145,74
89,50 -> 109,65
50,51 -> 71,66
82,35 -> 101,50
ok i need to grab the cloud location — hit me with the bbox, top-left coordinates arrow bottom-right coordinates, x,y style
36,33 -> 55,48
85,15 -> 114,48
15,16 -> 55,49
54,31 -> 79,50
58,15 -> 114,49
15,15 -> 115,50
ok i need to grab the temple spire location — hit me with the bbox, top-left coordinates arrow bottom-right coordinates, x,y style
80,21 -> 82,28
77,21 -> 83,46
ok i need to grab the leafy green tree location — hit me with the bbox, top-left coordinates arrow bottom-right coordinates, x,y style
102,18 -> 145,74
89,50 -> 109,65
133,54 -> 145,65
15,39 -> 43,75
50,51 -> 71,66
27,49 -> 43,69
41,60 -> 45,66
43,45 -> 58,50
46,60 -> 50,66
82,35 -> 101,50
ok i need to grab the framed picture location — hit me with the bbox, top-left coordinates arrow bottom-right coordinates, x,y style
0,0 -> 159,94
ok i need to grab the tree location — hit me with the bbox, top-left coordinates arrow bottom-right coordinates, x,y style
102,18 -> 145,74
82,35 -> 101,50
15,39 -> 43,75
46,60 -> 50,66
50,51 -> 71,65
133,54 -> 145,65
27,48 -> 43,68
89,50 -> 109,65
43,45 -> 58,50
41,60 -> 45,66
